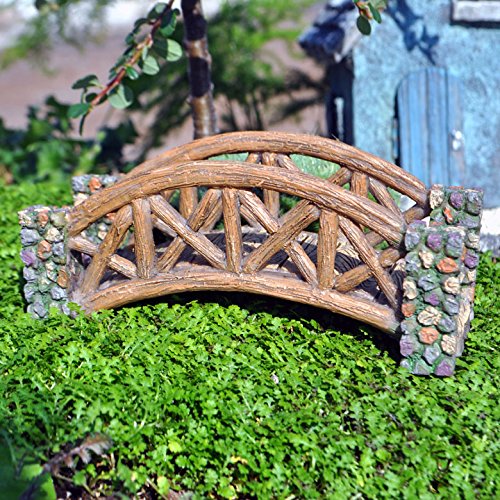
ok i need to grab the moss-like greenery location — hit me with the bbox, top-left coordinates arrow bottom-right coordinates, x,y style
0,182 -> 499,498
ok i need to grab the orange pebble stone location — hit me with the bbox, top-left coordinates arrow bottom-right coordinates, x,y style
402,302 -> 416,317
57,269 -> 69,288
37,240 -> 52,259
88,177 -> 102,192
437,257 -> 459,273
419,327 -> 439,345
37,211 -> 49,227
443,206 -> 454,223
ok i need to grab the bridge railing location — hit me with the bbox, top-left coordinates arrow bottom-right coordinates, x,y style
65,142 -> 429,314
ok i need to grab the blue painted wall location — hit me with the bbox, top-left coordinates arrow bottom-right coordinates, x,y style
352,0 -> 500,207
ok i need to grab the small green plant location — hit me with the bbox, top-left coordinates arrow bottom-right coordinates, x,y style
0,433 -> 56,500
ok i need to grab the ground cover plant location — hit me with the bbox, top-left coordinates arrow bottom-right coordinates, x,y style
0,181 -> 499,498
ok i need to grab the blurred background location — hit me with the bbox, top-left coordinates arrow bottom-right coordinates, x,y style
0,0 -> 325,160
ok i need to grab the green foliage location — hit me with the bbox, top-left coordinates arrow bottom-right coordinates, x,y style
0,97 -> 138,183
0,436 -> 56,500
209,0 -> 319,131
2,0 -> 324,166
0,181 -> 499,497
0,97 -> 100,183
70,3 -> 181,130
133,0 -> 324,159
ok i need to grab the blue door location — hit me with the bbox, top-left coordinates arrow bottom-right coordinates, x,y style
396,67 -> 465,187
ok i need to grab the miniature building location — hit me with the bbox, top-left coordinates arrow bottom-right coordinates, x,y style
299,0 -> 500,209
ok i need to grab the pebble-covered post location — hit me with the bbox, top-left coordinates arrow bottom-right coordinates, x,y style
400,185 -> 483,376
19,206 -> 72,319
19,174 -> 119,318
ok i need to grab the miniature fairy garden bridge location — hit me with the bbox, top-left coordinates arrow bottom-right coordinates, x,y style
19,132 -> 484,376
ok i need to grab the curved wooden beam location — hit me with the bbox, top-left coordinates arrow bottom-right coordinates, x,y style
69,162 -> 405,244
82,269 -> 400,334
125,131 -> 428,205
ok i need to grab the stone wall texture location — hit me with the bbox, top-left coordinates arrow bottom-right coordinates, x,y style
18,174 -> 120,318
400,185 -> 483,375
19,206 -> 72,319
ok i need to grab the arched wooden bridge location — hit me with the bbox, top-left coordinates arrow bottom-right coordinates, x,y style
65,131 -> 432,334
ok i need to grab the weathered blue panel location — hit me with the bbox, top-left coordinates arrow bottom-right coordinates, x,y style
396,67 -> 464,187
351,0 -> 499,207
447,73 -> 466,186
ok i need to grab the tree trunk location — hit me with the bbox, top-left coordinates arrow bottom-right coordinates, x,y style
181,0 -> 218,138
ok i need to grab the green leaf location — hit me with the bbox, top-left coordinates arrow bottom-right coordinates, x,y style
368,4 -> 382,23
159,11 -> 177,37
149,2 -> 168,19
72,74 -> 99,90
0,441 -> 56,500
125,66 -> 140,80
72,469 -> 88,486
108,85 -> 134,109
152,37 -> 168,58
372,0 -> 388,9
134,17 -> 148,30
166,40 -> 183,62
142,56 -> 160,75
168,440 -> 183,453
356,15 -> 372,35
68,103 -> 91,119
85,92 -> 98,103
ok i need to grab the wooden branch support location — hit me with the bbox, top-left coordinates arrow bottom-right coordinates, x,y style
277,154 -> 301,172
243,202 -> 319,274
338,217 -> 399,308
179,187 -> 198,219
157,189 -> 220,272
317,210 -> 339,289
286,241 -> 317,285
239,190 -> 280,232
335,247 -> 402,293
84,269 -> 400,334
351,172 -> 369,199
262,152 -> 280,218
79,205 -> 133,296
369,178 -> 401,216
150,195 -> 226,270
68,236 -> 137,279
132,198 -> 156,279
222,188 -> 243,273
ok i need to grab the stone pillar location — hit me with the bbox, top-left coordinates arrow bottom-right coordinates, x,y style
19,175 -> 121,319
72,174 -> 120,245
19,206 -> 72,319
400,185 -> 483,376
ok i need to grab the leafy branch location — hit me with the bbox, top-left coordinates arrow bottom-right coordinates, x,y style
69,1 -> 183,132
353,0 -> 388,35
